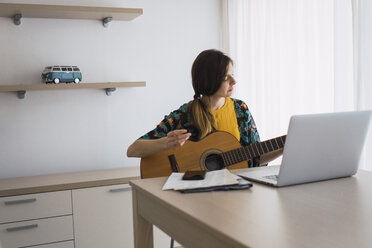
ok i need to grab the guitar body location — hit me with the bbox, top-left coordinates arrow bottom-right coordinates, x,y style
140,132 -> 248,179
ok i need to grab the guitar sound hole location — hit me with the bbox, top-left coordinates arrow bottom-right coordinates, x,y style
205,154 -> 224,171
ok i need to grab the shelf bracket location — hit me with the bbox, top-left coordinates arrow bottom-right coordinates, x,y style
17,90 -> 26,99
102,17 -> 113,27
14,14 -> 22,25
105,88 -> 116,96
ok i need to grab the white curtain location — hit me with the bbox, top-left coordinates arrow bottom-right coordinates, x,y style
223,0 -> 371,169
351,0 -> 372,170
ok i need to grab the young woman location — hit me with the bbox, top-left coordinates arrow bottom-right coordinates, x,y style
127,49 -> 282,166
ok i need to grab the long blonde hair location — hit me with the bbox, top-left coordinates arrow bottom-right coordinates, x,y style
189,49 -> 232,139
190,99 -> 216,139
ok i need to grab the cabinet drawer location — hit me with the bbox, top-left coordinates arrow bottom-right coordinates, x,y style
31,240 -> 74,248
0,191 -> 72,224
0,215 -> 73,248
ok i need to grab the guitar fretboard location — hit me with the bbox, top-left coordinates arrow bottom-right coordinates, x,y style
221,135 -> 286,166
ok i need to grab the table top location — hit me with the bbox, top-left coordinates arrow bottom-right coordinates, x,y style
130,168 -> 372,248
0,166 -> 140,197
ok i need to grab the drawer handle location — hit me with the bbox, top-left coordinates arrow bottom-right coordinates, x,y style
4,198 -> 37,205
109,187 -> 131,193
6,224 -> 38,232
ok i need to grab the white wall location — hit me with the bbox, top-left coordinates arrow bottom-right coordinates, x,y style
0,0 -> 222,178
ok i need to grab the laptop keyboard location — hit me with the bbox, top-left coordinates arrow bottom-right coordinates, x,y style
263,175 -> 278,181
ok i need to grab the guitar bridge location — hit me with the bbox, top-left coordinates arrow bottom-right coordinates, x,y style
168,154 -> 180,172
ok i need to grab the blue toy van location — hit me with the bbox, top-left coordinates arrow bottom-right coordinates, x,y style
42,66 -> 82,84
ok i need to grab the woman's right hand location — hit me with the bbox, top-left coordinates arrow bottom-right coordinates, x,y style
127,129 -> 192,158
165,129 -> 192,149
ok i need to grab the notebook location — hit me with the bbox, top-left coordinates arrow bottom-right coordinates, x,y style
238,110 -> 372,187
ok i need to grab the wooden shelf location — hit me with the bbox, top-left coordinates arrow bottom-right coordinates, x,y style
0,82 -> 146,99
0,3 -> 143,26
0,82 -> 146,91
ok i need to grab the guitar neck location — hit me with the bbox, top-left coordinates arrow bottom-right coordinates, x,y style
220,135 -> 286,167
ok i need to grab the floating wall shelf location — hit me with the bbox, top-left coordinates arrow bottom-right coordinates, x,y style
0,82 -> 146,99
0,3 -> 143,27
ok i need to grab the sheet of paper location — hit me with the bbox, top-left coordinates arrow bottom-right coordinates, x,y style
232,173 -> 252,185
162,169 -> 239,191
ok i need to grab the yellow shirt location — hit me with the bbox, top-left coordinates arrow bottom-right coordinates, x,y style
209,97 -> 240,141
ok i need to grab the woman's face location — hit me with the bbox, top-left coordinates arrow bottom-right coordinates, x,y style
214,62 -> 236,98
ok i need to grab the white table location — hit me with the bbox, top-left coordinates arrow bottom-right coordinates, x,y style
130,168 -> 372,248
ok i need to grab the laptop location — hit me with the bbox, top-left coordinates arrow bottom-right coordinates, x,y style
238,110 -> 372,187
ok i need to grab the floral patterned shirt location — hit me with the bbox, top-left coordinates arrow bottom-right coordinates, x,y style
139,98 -> 261,167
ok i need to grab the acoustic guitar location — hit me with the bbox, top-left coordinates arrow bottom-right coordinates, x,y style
140,131 -> 286,179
